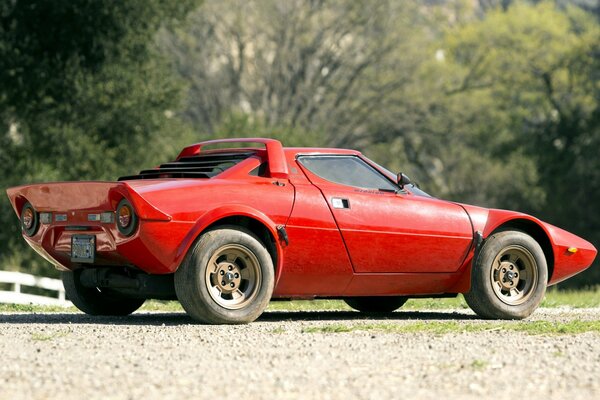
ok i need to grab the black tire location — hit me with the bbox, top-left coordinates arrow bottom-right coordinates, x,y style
464,230 -> 547,320
62,270 -> 145,316
174,226 -> 274,324
344,296 -> 408,313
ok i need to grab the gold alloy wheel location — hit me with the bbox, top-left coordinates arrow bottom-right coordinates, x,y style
205,244 -> 261,310
489,245 -> 538,306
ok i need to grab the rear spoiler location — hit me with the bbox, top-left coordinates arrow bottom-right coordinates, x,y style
176,138 -> 289,179
6,181 -> 171,222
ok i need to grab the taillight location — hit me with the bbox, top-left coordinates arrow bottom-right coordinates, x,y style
40,212 -> 52,224
116,199 -> 137,236
21,202 -> 39,237
118,206 -> 131,227
100,212 -> 114,223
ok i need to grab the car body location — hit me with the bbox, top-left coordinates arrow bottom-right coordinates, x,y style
6,138 -> 597,322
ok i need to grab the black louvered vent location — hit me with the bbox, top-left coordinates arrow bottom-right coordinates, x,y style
118,152 -> 254,181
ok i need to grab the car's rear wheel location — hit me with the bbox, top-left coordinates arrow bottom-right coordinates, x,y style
62,270 -> 145,316
464,230 -> 547,319
174,226 -> 274,324
344,296 -> 408,313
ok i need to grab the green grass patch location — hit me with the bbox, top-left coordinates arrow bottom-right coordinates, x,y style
30,329 -> 71,341
301,320 -> 600,335
140,300 -> 184,312
0,303 -> 75,313
303,325 -> 353,333
1,287 -> 598,313
268,299 -> 352,312
471,359 -> 488,369
269,287 -> 600,312
541,287 -> 600,308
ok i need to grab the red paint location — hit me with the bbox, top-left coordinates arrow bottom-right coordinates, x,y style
6,138 -> 597,298
274,180 -> 354,296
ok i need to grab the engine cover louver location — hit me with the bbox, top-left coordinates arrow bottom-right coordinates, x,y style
118,152 -> 253,181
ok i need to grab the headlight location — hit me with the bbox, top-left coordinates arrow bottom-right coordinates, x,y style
21,202 -> 39,237
116,199 -> 137,236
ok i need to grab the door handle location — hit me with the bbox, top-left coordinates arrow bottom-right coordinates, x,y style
332,198 -> 350,209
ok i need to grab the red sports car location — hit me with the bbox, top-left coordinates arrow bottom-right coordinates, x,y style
7,138 -> 597,323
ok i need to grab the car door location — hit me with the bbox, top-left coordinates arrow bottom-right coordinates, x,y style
297,155 -> 473,273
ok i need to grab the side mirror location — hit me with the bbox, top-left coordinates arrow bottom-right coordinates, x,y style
397,172 -> 411,189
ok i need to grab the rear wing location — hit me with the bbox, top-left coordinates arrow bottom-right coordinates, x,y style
176,138 -> 289,179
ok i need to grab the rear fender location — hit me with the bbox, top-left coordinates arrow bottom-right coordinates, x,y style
175,205 -> 285,279
121,183 -> 171,222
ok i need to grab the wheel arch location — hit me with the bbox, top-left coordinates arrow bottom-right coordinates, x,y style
487,218 -> 555,282
176,205 -> 283,281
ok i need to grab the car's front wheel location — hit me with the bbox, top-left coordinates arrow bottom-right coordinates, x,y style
62,270 -> 145,316
464,230 -> 547,319
344,296 -> 408,313
174,226 -> 274,324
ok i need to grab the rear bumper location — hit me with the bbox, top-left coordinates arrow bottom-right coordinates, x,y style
7,181 -> 185,274
22,220 -> 193,274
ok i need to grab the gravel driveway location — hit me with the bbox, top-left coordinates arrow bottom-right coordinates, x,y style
1,308 -> 598,400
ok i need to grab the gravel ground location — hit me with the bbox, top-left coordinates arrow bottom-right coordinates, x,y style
0,308 -> 599,400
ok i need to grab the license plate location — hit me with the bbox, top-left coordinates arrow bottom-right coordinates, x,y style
71,235 -> 96,263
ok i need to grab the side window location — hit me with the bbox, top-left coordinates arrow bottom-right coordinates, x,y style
248,162 -> 269,177
298,156 -> 398,191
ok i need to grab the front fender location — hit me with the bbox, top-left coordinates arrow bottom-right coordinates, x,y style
463,208 -> 595,285
451,207 -> 553,292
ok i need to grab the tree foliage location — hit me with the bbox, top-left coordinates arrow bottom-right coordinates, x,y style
442,2 -> 600,285
162,0 -> 599,286
0,0 -> 199,273
2,0 -> 599,287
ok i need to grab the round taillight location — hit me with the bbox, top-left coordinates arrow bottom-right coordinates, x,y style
23,208 -> 34,229
21,202 -> 39,237
118,205 -> 132,228
116,199 -> 137,236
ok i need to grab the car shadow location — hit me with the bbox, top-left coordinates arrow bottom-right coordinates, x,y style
0,309 -> 478,326
260,310 -> 478,322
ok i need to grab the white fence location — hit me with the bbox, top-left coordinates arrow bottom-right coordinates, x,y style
0,270 -> 72,307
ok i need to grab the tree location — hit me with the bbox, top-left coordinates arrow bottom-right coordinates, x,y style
161,0 -> 430,143
0,0 -> 200,274
441,2 -> 600,286
162,0 -> 599,287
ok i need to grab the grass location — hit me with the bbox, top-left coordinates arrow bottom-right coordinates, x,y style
0,303 -> 76,313
269,286 -> 600,312
30,329 -> 71,341
541,286 -> 600,308
139,300 -> 184,312
0,287 -> 599,313
471,359 -> 488,369
300,320 -> 600,335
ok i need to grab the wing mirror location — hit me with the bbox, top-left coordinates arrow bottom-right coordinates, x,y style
396,172 -> 411,189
